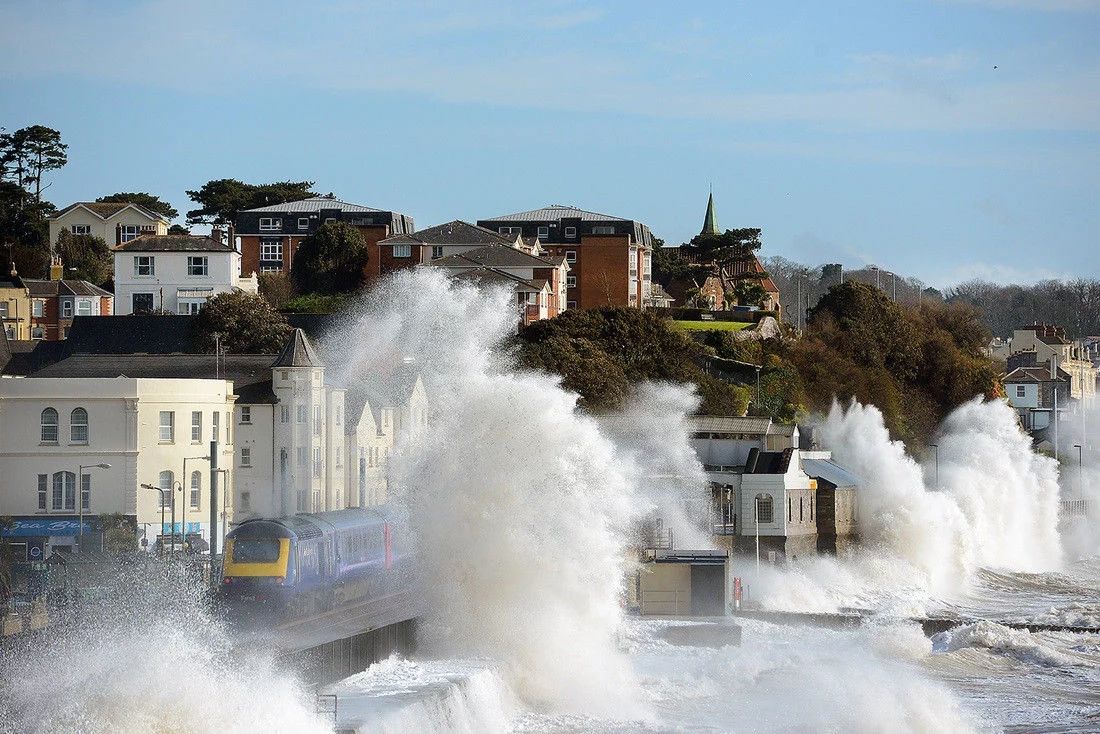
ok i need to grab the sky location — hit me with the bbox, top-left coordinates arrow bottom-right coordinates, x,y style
1,0 -> 1098,289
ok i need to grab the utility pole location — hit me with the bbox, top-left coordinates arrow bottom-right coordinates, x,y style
210,438 -> 220,588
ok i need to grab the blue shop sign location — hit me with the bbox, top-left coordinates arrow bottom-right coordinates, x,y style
2,516 -> 98,538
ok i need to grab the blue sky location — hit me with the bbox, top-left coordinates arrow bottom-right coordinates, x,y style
1,0 -> 1098,288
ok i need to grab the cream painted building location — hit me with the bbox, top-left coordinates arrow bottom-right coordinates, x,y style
0,376 -> 235,552
0,273 -> 32,341
48,202 -> 170,249
1009,324 -> 1096,403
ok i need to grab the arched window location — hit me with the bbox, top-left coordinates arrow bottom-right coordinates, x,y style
52,471 -> 75,510
190,471 -> 201,509
754,493 -> 774,524
158,470 -> 174,508
70,407 -> 88,444
41,408 -> 59,443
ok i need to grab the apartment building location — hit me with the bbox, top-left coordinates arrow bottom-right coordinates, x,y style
372,219 -> 540,282
476,205 -> 654,309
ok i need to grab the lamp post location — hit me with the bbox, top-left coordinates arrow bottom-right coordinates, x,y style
754,495 -> 761,574
182,455 -> 210,552
76,463 -> 111,554
928,443 -> 939,488
1074,444 -> 1083,493
139,483 -> 168,557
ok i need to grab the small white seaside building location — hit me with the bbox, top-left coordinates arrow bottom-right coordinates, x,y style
113,234 -> 257,315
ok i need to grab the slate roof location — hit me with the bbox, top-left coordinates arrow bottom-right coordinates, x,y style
449,267 -> 548,292
394,220 -> 515,246
0,273 -> 25,289
273,328 -> 322,368
50,201 -> 168,222
746,448 -> 794,474
24,279 -> 112,298
480,205 -> 630,223
1004,366 -> 1070,383
116,234 -> 234,253
802,458 -> 860,489
689,416 -> 773,435
348,363 -> 423,428
428,245 -> 559,269
241,196 -> 385,214
29,354 -> 280,403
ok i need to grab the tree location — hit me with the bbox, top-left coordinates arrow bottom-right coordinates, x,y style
283,293 -> 350,313
96,192 -> 178,219
683,227 -> 762,269
191,291 -> 293,353
168,224 -> 190,235
55,230 -> 112,285
186,179 -> 316,224
650,239 -> 693,287
290,222 -> 369,295
732,279 -> 768,308
257,272 -> 296,309
1,125 -> 67,203
0,181 -> 52,276
98,513 -> 138,554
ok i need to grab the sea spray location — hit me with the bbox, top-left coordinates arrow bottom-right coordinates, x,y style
324,269 -> 651,717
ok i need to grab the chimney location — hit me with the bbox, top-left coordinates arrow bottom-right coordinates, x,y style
9,261 -> 16,277
210,226 -> 224,246
49,254 -> 64,281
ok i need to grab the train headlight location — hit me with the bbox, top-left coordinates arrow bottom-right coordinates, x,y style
223,576 -> 233,585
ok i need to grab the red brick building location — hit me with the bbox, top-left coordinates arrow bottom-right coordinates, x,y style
234,196 -> 414,277
24,260 -> 113,340
476,205 -> 654,310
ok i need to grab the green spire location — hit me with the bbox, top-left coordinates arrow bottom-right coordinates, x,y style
701,191 -> 719,235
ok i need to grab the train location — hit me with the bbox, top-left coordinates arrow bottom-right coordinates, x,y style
220,506 -> 408,619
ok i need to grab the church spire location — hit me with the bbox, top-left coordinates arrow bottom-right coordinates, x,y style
701,191 -> 719,235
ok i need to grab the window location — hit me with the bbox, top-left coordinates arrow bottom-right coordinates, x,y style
190,471 -> 201,508
566,275 -> 577,288
32,300 -> 43,317
1016,385 -> 1026,398
70,407 -> 88,444
0,302 -> 6,317
297,218 -> 309,229
31,326 -> 45,340
313,447 -> 322,477
431,245 -> 444,259
158,470 -> 174,508
565,250 -> 577,263
53,471 -> 76,510
324,217 -> 336,224
40,408 -> 58,443
788,496 -> 792,522
313,405 -> 322,436
76,299 -> 92,316
121,225 -> 139,242
191,411 -> 202,442
134,256 -> 155,277
178,300 -> 203,315
392,244 -> 412,258
240,406 -> 251,424
260,239 -> 283,261
280,405 -> 290,423
37,474 -> 47,510
240,491 -> 251,511
81,474 -> 90,511
241,447 -> 252,467
754,494 -> 774,524
71,224 -> 91,235
592,225 -> 615,235
498,226 -> 520,235
61,300 -> 73,318
259,218 -> 281,231
297,405 -> 307,423
159,411 -> 174,442
187,256 -> 208,276
537,226 -> 550,239
564,226 -> 577,238
567,300 -> 577,309
131,293 -> 155,314
297,447 -> 308,467
212,411 -> 220,442
260,263 -> 282,273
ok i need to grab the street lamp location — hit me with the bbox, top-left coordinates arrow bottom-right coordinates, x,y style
139,483 -> 168,557
928,444 -> 939,488
76,463 -> 111,554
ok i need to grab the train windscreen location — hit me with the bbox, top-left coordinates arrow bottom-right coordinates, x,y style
231,538 -> 281,563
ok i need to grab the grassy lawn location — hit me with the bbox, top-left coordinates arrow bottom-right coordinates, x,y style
671,319 -> 753,332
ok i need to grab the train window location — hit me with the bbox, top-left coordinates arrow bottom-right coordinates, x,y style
232,538 -> 280,563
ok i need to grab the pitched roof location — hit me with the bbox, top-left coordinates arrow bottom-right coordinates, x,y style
50,201 -> 169,222
480,204 -> 630,223
449,267 -> 548,292
802,458 -> 860,489
273,328 -> 322,368
1004,366 -> 1069,383
240,196 -> 385,214
0,273 -> 25,289
394,220 -> 514,246
690,415 -> 773,435
428,245 -> 559,269
24,279 -> 112,298
115,234 -> 234,253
